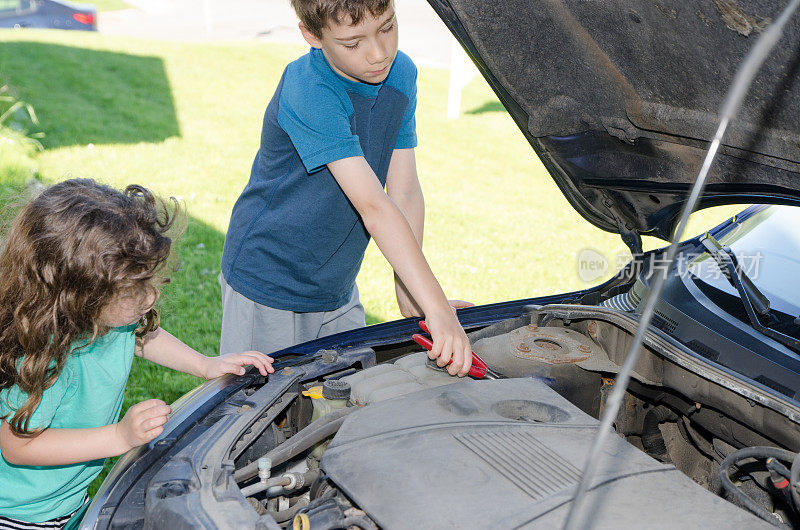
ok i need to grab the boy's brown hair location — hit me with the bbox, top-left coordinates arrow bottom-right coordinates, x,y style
291,0 -> 392,37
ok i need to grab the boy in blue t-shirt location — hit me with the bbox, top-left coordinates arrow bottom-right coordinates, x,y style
220,0 -> 473,376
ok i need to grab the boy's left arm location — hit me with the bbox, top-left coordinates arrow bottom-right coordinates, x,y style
385,148 -> 424,317
137,328 -> 274,379
386,148 -> 474,317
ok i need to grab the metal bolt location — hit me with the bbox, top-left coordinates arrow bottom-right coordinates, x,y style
578,344 -> 591,354
319,349 -> 338,363
516,343 -> 531,353
587,321 -> 598,339
527,323 -> 539,332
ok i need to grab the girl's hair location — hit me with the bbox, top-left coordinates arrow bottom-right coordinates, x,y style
0,179 -> 180,436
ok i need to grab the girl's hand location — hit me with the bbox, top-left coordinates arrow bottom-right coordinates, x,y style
115,399 -> 171,452
203,351 -> 275,379
424,310 -> 473,377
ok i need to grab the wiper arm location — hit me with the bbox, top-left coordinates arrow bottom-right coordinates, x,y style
700,233 -> 771,317
700,232 -> 800,353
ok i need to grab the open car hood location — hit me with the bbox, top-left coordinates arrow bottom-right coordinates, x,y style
428,0 -> 800,248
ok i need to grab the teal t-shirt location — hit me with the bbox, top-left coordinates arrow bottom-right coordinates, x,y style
0,324 -> 137,522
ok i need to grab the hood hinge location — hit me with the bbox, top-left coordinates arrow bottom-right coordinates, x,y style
620,225 -> 643,257
602,194 -> 643,256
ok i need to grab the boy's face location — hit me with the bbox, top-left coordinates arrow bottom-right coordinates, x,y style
300,7 -> 398,84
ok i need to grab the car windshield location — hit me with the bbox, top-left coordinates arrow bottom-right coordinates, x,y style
689,205 -> 800,316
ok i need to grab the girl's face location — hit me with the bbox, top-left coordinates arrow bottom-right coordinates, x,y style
98,287 -> 159,328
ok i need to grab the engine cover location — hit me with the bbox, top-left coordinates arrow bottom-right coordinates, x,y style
321,378 -> 769,529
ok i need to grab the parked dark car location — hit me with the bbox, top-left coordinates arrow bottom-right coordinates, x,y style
73,0 -> 800,528
0,0 -> 96,31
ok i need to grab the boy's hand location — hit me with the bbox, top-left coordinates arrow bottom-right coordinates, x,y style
396,286 -> 423,318
203,351 -> 275,379
448,299 -> 475,312
115,399 -> 171,452
424,310 -> 473,377
395,277 -> 474,318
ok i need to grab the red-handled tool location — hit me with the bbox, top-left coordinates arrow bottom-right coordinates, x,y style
412,320 -> 503,379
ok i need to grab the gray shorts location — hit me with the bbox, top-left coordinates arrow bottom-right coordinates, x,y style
218,273 -> 366,355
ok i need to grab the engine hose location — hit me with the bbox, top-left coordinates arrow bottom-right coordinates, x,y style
718,446 -> 796,527
767,458 -> 792,479
293,513 -> 311,530
790,452 -> 800,514
235,407 -> 354,482
316,516 -> 378,530
297,469 -> 322,490
641,407 -> 678,462
680,417 -> 718,463
240,475 -> 292,498
242,468 -> 321,498
269,497 -> 310,523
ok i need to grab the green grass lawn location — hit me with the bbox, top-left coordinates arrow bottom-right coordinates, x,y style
89,0 -> 130,11
0,30 -> 742,493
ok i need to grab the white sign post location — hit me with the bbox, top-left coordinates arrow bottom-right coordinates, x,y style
446,38 -> 478,119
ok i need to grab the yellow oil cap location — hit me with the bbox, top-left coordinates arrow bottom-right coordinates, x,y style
301,386 -> 324,400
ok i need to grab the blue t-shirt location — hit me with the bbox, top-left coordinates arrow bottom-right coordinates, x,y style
0,325 -> 136,522
221,47 -> 418,312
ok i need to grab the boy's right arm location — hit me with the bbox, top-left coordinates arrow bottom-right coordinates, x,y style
0,399 -> 170,466
327,155 -> 472,376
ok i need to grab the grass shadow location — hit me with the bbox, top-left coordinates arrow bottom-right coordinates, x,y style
465,100 -> 506,115
0,41 -> 179,148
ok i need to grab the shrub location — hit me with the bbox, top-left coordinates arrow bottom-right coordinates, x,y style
0,81 -> 42,188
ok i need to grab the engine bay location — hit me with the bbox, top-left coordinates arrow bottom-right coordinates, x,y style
220,311 -> 800,529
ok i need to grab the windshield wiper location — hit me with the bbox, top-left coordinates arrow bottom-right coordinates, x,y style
700,232 -> 800,353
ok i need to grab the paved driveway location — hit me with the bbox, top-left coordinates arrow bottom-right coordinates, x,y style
99,0 -> 455,68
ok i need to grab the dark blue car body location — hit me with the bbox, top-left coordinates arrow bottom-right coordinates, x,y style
0,0 -> 96,31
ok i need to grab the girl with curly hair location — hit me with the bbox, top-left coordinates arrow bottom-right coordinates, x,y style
0,179 -> 274,529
